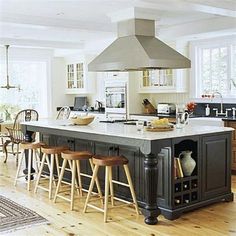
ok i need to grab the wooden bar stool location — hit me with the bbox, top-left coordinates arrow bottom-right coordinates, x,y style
53,150 -> 103,210
34,145 -> 69,199
14,142 -> 44,191
83,155 -> 139,222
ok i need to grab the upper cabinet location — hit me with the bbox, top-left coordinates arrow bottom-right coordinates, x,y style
66,62 -> 84,93
138,41 -> 189,93
138,69 -> 187,93
65,55 -> 95,94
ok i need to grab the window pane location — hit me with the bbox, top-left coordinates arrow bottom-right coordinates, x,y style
201,46 -> 228,95
231,45 -> 236,93
0,61 -> 48,118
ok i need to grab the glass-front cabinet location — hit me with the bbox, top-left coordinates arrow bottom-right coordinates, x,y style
138,69 -> 187,93
66,62 -> 85,94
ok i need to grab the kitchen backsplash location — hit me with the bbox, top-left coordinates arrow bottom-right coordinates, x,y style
146,93 -> 190,107
194,103 -> 236,117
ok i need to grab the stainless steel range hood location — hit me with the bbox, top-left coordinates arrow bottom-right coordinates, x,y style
88,19 -> 191,72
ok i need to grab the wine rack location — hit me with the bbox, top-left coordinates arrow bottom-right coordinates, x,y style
173,139 -> 199,208
173,176 -> 199,207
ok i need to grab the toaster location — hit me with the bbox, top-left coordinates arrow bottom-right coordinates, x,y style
157,103 -> 176,114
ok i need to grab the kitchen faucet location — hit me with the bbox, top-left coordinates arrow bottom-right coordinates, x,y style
211,91 -> 231,117
211,92 -> 231,117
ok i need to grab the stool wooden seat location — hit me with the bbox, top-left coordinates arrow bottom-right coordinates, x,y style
92,155 -> 129,166
34,145 -> 69,199
14,142 -> 45,191
83,155 -> 139,222
53,150 -> 102,210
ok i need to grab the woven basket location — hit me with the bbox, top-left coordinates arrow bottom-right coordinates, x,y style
71,115 -> 95,125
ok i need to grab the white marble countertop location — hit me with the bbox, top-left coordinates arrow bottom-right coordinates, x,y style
22,119 -> 234,141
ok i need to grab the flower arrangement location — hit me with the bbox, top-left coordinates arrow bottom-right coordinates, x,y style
186,102 -> 196,114
0,104 -> 20,121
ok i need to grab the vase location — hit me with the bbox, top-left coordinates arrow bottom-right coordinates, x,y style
179,150 -> 196,176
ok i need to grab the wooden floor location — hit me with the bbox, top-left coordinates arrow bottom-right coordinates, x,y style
0,154 -> 236,236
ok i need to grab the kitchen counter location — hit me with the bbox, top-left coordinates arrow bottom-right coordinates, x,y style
21,119 -> 234,225
22,119 -> 233,143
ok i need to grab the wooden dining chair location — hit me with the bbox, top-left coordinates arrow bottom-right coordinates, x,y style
4,109 -> 39,164
56,106 -> 71,120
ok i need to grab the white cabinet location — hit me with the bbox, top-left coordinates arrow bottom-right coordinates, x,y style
65,61 -> 95,94
138,69 -> 187,93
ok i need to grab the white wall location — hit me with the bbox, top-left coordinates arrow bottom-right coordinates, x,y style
51,57 -> 75,118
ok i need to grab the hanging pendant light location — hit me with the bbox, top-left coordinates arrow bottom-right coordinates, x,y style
1,45 -> 21,90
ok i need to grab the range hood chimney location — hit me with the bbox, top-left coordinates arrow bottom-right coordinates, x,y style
88,19 -> 191,72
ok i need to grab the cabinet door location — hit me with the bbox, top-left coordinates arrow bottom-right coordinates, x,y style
224,121 -> 236,171
201,134 -> 231,200
66,63 -> 87,94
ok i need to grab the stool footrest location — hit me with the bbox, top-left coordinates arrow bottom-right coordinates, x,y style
111,180 -> 129,187
55,194 -> 71,202
87,204 -> 104,213
37,185 -> 50,192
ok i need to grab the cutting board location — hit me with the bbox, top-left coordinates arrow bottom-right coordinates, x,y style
145,126 -> 174,132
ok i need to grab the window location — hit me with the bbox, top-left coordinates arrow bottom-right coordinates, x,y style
190,36 -> 236,99
0,60 -> 49,118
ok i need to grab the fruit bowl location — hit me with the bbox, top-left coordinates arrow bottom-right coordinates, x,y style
70,115 -> 95,125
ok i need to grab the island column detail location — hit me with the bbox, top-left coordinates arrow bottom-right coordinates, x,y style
142,153 -> 161,224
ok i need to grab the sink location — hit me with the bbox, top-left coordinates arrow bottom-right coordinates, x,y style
189,117 -> 224,127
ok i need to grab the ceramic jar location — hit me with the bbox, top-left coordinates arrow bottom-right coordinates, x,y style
179,150 -> 196,176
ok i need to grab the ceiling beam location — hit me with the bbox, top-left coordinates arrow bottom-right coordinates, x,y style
0,12 -> 114,32
159,16 -> 236,40
136,0 -> 236,18
0,38 -> 84,49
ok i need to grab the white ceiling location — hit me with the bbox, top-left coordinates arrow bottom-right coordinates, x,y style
0,0 -> 235,55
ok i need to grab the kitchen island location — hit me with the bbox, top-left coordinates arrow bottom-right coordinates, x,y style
22,119 -> 234,225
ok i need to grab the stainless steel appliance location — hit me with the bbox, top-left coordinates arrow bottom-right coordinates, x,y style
88,19 -> 191,72
105,81 -> 128,119
157,103 -> 176,114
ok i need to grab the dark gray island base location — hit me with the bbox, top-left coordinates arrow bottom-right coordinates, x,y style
22,120 -> 234,225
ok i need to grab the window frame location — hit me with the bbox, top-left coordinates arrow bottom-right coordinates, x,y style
190,35 -> 236,103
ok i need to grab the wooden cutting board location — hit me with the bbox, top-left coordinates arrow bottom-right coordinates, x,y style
145,126 -> 174,132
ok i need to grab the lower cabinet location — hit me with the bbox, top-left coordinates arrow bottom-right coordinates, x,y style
224,121 -> 236,172
201,134 -> 231,200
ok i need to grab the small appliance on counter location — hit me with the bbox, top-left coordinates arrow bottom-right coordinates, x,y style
142,99 -> 156,114
157,103 -> 176,114
73,97 -> 87,111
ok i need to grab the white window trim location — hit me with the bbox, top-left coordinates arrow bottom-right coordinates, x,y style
190,35 -> 236,103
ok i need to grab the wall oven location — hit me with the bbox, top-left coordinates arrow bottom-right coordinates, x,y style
105,81 -> 127,117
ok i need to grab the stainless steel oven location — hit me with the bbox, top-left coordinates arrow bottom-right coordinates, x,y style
105,81 -> 127,116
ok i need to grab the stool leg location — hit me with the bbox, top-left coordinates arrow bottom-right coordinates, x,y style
70,160 -> 76,210
48,154 -> 55,199
123,164 -> 139,215
54,159 -> 67,203
55,154 -> 60,178
108,166 -> 114,206
76,160 -> 83,197
16,143 -> 20,166
34,153 -> 46,193
104,166 -> 110,223
83,165 -> 99,213
89,159 -> 103,202
68,160 -> 80,195
27,149 -> 32,191
14,149 -> 25,186
34,149 -> 40,173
